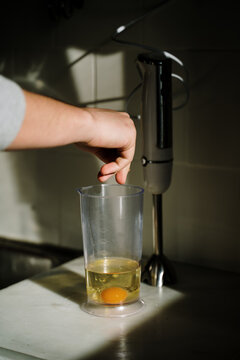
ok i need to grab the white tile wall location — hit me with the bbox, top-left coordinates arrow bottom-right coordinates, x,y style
164,163 -> 240,272
96,51 -> 125,101
0,151 -> 60,245
64,49 -> 95,104
0,1 -> 239,273
143,0 -> 240,50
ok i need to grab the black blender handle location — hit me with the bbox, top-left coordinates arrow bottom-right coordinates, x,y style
156,58 -> 172,149
137,53 -> 172,150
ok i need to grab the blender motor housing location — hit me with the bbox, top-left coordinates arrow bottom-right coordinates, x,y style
137,53 -> 177,287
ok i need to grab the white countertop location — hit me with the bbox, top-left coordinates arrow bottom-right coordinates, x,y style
0,257 -> 239,360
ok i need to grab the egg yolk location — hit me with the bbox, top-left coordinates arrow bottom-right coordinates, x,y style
101,287 -> 128,304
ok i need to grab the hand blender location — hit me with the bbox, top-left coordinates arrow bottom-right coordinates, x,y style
137,52 -> 177,287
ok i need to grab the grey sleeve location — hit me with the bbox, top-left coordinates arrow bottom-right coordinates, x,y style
0,75 -> 26,150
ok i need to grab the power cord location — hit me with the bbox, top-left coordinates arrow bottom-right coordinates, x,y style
112,13 -> 189,112
61,0 -> 189,112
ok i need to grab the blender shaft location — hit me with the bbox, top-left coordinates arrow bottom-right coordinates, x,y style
153,194 -> 163,256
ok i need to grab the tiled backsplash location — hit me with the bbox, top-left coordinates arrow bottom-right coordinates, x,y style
0,1 -> 239,273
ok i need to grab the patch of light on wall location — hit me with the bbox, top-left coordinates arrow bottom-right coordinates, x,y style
65,47 -> 125,107
65,47 -> 95,104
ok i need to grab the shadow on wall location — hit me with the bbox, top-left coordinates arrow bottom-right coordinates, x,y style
0,1 -> 146,249
0,0 -> 186,254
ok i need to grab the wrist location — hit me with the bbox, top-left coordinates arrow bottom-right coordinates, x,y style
71,107 -> 94,145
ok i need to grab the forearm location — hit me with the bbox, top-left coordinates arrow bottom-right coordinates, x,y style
7,90 -> 91,150
5,86 -> 136,184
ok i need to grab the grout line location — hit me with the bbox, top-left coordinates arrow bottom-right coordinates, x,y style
94,53 -> 97,104
173,161 -> 240,173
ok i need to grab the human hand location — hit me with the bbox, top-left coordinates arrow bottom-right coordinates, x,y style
76,107 -> 136,184
6,90 -> 136,184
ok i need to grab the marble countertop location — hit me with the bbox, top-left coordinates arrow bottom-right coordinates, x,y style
0,257 -> 239,360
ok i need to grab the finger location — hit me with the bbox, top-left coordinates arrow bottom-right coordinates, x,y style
98,164 -> 130,184
100,152 -> 131,174
97,171 -> 115,183
99,161 -> 120,176
98,158 -> 131,184
97,162 -> 118,183
115,164 -> 131,185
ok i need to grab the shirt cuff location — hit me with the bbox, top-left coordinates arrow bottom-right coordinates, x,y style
0,75 -> 26,150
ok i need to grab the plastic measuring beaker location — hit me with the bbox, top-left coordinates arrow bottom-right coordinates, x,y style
77,184 -> 144,317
